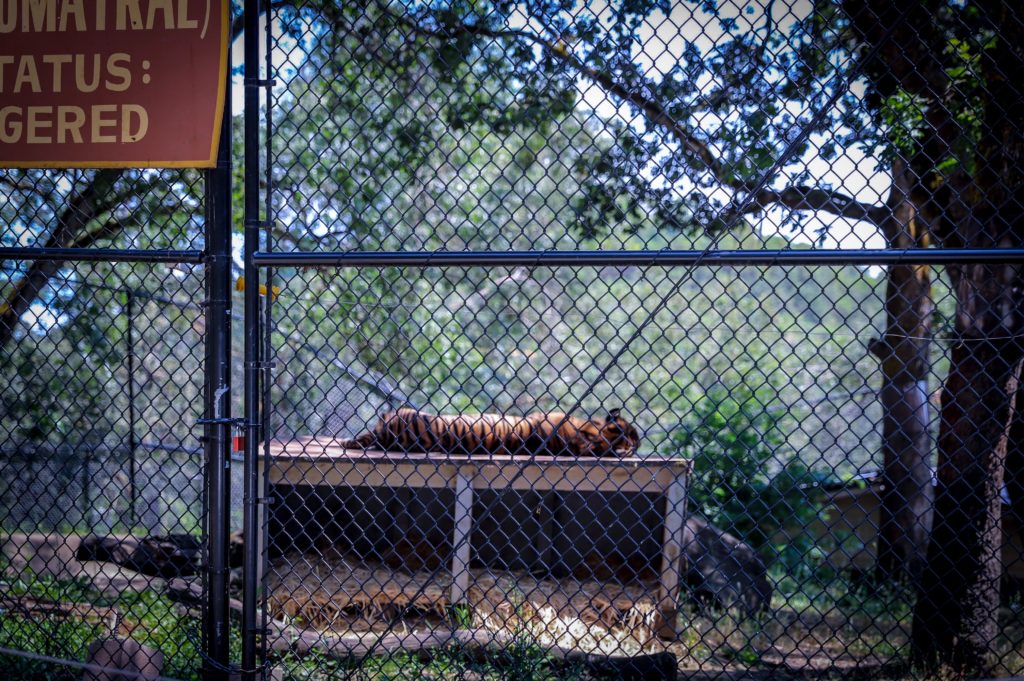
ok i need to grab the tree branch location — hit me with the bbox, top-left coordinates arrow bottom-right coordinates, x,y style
741,185 -> 889,223
68,218 -> 131,249
386,7 -> 886,227
392,14 -> 724,174
0,169 -> 122,349
0,175 -> 38,194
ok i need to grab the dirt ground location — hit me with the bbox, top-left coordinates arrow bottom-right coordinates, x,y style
7,532 -> 1023,679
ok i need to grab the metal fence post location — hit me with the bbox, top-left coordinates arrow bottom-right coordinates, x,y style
243,0 -> 264,677
203,51 -> 234,681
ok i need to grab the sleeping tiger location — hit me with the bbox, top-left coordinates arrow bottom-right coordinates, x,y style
340,407 -> 640,457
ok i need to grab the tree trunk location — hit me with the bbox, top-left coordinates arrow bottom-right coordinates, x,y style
910,1 -> 1024,665
871,161 -> 934,584
840,0 -> 1024,670
911,330 -> 1021,674
0,169 -> 122,351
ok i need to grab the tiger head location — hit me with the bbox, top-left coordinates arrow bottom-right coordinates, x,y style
588,408 -> 641,457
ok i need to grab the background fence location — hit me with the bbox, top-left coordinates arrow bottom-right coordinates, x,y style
5,0 -> 1024,679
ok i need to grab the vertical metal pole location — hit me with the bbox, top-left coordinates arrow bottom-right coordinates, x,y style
125,290 -> 137,528
203,47 -> 233,681
259,0 -> 275,667
242,0 -> 262,677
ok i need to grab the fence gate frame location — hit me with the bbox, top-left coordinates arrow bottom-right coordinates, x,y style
202,48 -> 236,681
233,2 -> 1024,680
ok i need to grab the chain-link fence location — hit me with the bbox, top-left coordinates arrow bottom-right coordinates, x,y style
0,136 -> 237,681
250,0 -> 1024,679
4,0 -> 1024,679
0,2 -> 242,674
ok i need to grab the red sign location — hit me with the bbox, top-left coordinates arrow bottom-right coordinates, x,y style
0,0 -> 228,168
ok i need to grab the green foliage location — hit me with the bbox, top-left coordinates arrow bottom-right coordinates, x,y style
113,591 -> 206,680
935,34 -> 994,177
266,627 -> 579,680
0,569 -> 581,681
277,644 -> 575,681
0,570 -> 211,681
0,618 -> 101,681
878,89 -> 930,160
447,604 -> 474,630
1,287 -> 120,443
0,264 -> 204,452
258,0 -> 1014,243
666,378 -> 823,558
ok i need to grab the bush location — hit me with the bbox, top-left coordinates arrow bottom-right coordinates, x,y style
664,380 -> 823,560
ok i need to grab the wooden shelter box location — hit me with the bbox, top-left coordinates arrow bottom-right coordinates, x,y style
264,437 -> 690,620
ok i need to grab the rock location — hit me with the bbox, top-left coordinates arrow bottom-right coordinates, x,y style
77,532 -> 246,579
682,516 -> 772,614
76,534 -> 201,578
82,637 -> 163,681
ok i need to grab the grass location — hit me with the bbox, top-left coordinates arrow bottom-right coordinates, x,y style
660,557 -> 1024,680
0,568 -> 578,681
664,561 -> 918,671
0,617 -> 105,681
0,570 -> 218,681
340,642 -> 577,680
275,646 -> 581,681
4,559 -> 1024,680
270,590 -> 589,680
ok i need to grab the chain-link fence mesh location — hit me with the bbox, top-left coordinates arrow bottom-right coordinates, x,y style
254,0 -> 1024,679
0,171 -> 220,679
4,0 -> 1024,679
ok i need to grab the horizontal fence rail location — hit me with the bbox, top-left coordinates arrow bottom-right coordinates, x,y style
252,248 -> 1024,267
0,248 -> 205,263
